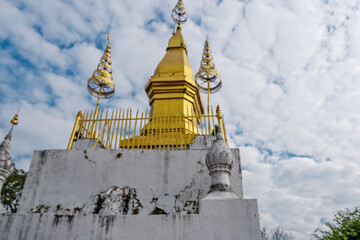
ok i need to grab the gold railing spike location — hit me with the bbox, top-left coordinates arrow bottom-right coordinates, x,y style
211,106 -> 215,135
114,109 -> 120,148
133,109 -> 139,150
145,109 -> 149,149
119,110 -> 125,148
109,109 -> 116,148
138,111 -> 144,149
127,108 -> 132,149
67,111 -> 82,149
216,105 -> 222,118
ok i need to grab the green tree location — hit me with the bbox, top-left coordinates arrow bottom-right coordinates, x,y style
313,207 -> 360,240
0,168 -> 27,213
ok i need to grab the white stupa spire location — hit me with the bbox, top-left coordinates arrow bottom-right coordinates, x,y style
0,114 -> 18,213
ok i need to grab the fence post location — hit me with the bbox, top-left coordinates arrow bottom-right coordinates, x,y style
67,111 -> 82,149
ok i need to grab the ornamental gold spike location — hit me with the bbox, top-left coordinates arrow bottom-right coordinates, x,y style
195,37 -> 222,94
10,114 -> 19,126
195,37 -> 222,104
171,0 -> 188,26
87,33 -> 115,138
195,37 -> 222,132
87,33 -> 115,100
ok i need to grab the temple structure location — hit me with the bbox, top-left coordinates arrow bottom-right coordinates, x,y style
0,1 -> 261,239
0,114 -> 18,214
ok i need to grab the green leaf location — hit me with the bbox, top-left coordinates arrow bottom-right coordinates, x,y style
312,207 -> 360,240
1,168 -> 27,213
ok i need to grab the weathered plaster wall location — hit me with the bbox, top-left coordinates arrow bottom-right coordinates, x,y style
0,136 -> 261,240
18,136 -> 244,215
0,198 -> 261,240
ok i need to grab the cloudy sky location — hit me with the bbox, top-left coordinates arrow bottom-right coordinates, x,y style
1,0 -> 360,239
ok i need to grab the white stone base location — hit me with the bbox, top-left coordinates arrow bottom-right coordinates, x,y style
0,136 -> 261,239
0,199 -> 261,240
18,146 -> 244,215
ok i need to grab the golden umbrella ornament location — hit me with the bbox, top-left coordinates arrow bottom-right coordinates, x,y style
87,33 -> 115,138
195,37 -> 222,133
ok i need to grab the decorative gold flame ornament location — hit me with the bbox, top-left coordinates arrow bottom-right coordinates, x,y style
87,33 -> 115,137
171,0 -> 188,26
195,37 -> 222,112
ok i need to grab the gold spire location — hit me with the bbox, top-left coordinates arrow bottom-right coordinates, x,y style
87,34 -> 115,100
154,0 -> 190,76
171,0 -> 188,27
153,28 -> 191,76
195,37 -> 222,133
87,33 -> 115,137
195,37 -> 222,106
146,0 -> 203,118
143,0 -> 203,143
195,37 -> 222,94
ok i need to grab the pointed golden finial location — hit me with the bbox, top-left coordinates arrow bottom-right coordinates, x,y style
171,0 -> 188,27
87,33 -> 115,137
10,114 -> 19,126
195,37 -> 222,105
87,34 -> 115,100
216,105 -> 222,118
195,37 -> 222,133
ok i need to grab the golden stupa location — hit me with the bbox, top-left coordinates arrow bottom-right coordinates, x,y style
67,0 -> 227,150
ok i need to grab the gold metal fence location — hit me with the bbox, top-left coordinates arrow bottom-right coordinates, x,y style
67,106 -> 227,150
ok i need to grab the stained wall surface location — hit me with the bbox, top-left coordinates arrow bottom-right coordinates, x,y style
1,198 -> 261,240
0,136 -> 261,240
18,136 -> 244,215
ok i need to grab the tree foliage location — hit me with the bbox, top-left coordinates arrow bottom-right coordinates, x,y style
313,207 -> 360,240
261,226 -> 294,240
0,168 -> 27,213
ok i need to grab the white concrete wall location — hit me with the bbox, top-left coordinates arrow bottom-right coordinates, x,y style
0,198 -> 261,240
0,136 -> 261,239
18,137 -> 243,215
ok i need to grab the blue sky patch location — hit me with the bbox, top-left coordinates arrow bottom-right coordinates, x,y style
0,39 -> 11,49
280,151 -> 311,159
33,25 -> 44,36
